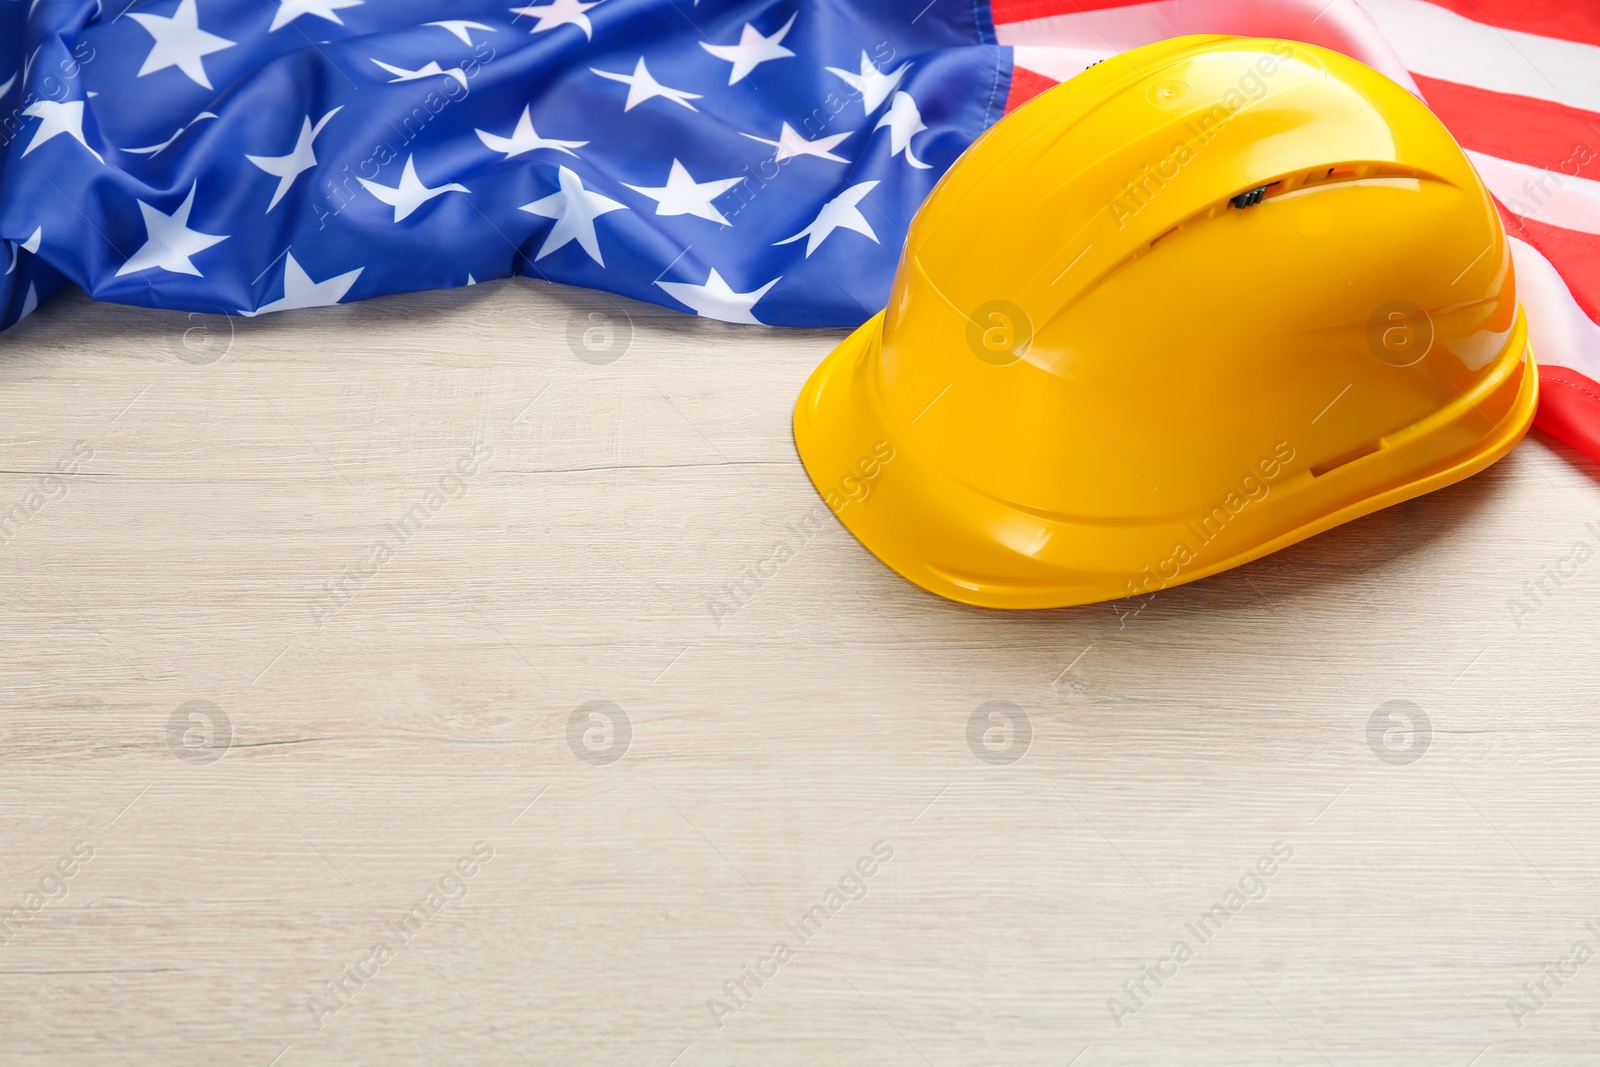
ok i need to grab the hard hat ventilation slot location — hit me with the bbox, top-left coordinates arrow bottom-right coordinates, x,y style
1224,163 -> 1423,213
1104,163 -> 1433,293
1309,438 -> 1385,478
1230,186 -> 1270,209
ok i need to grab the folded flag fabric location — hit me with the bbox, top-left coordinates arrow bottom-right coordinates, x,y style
1,0 -> 1597,460
0,0 -> 1004,329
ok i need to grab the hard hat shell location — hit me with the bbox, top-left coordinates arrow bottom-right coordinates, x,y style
793,35 -> 1537,610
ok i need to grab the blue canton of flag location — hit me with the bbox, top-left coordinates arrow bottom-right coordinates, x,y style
0,0 -> 1011,331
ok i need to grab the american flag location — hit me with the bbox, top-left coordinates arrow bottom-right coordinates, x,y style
2,0 -> 1597,459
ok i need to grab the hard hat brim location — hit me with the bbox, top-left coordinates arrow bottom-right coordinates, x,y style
794,311 -> 1110,610
794,311 -> 1540,611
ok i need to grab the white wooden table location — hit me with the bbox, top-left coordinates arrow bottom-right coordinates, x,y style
3,279 -> 1599,1065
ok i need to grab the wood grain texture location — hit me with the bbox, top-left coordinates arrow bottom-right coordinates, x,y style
2,279 -> 1600,1066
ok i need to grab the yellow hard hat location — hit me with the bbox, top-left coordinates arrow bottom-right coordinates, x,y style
793,34 -> 1536,610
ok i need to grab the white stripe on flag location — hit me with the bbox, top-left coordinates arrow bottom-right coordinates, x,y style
1360,0 -> 1600,114
996,0 -> 1419,92
1468,150 -> 1600,236
1510,236 -> 1600,380
1011,46 -> 1111,83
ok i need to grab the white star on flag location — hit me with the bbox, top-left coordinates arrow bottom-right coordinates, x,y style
874,91 -> 931,169
269,0 -> 361,32
591,58 -> 702,112
0,73 -> 16,99
128,0 -> 236,90
520,166 -> 627,264
242,252 -> 363,316
247,108 -> 342,211
656,268 -> 779,325
20,283 -> 36,319
700,13 -> 796,85
5,227 -> 42,275
21,100 -> 103,163
774,180 -> 879,256
624,160 -> 744,225
425,20 -> 495,44
510,0 -> 598,38
358,155 -> 469,222
115,183 -> 229,277
125,111 -> 218,156
372,58 -> 468,92
825,52 -> 911,112
475,105 -> 587,160
741,122 -> 849,163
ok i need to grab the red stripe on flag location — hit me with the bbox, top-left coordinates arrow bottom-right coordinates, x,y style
990,0 -> 1151,24
1421,0 -> 1600,50
1417,74 -> 1600,181
1535,365 -> 1600,460
1503,211 -> 1600,325
1005,63 -> 1060,112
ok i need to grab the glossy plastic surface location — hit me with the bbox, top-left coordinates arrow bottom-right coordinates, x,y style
793,35 -> 1537,609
